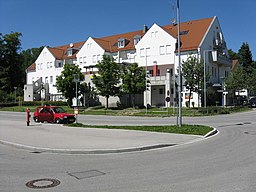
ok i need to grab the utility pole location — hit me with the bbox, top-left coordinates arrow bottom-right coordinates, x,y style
177,0 -> 182,127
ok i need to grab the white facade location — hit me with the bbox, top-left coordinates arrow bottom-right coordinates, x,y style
25,16 -> 232,108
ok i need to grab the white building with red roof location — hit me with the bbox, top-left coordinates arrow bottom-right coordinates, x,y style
25,16 -> 232,107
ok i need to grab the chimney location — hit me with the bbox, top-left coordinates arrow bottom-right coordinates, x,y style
143,24 -> 148,33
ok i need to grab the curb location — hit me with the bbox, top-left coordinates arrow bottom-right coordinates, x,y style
0,140 -> 177,154
204,128 -> 218,138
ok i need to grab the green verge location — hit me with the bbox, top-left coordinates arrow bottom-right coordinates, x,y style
66,123 -> 213,136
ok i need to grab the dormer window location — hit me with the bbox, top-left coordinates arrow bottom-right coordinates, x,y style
118,38 -> 125,48
134,35 -> 141,45
67,48 -> 73,56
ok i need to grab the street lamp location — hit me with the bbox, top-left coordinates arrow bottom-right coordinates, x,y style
73,74 -> 80,123
203,50 -> 212,108
177,0 -> 182,127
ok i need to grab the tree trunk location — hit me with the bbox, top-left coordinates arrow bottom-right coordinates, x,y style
132,94 -> 135,109
106,96 -> 109,109
188,89 -> 192,108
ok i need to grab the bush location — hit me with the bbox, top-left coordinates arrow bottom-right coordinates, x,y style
0,101 -> 68,108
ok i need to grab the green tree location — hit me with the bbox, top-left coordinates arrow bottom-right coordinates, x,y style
0,32 -> 22,95
228,49 -> 239,60
92,55 -> 121,109
55,63 -> 84,106
121,63 -> 146,108
225,66 -> 247,93
20,46 -> 44,68
238,42 -> 253,69
182,55 -> 205,107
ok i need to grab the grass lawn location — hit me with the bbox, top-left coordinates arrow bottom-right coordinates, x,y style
67,123 -> 213,136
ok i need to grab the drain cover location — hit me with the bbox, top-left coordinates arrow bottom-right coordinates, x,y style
68,170 -> 105,180
26,178 -> 60,189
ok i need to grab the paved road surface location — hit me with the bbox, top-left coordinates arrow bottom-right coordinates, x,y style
0,110 -> 256,191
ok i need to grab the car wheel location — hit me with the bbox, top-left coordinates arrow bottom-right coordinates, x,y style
34,117 -> 39,123
55,118 -> 61,124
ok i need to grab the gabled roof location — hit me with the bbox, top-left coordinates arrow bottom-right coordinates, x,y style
93,29 -> 145,52
48,41 -> 85,60
26,63 -> 36,72
162,17 -> 214,52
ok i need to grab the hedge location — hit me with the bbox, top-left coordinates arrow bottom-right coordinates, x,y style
0,101 -> 68,108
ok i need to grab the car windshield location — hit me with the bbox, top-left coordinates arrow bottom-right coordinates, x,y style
52,107 -> 66,113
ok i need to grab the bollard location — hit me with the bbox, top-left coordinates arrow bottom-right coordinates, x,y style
26,108 -> 31,126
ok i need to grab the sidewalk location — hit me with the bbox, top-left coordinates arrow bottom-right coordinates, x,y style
0,119 -> 205,154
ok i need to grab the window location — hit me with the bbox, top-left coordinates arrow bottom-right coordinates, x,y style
145,48 -> 150,57
149,70 -> 153,76
159,88 -> 164,94
45,77 -> 48,83
157,69 -> 160,76
79,57 -> 82,63
57,62 -> 63,68
134,35 -> 141,45
50,76 -> 53,84
166,45 -> 171,54
159,46 -> 165,55
180,30 -> 189,35
50,62 -> 53,68
37,63 -> 43,70
92,55 -> 96,63
67,48 -> 73,56
151,32 -> 155,38
97,54 -> 101,62
118,38 -> 125,48
83,56 -> 86,63
155,31 -> 158,38
140,48 -> 145,57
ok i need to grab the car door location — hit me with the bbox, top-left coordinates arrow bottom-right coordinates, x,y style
38,107 -> 48,122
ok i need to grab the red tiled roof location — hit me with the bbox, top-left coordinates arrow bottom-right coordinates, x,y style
94,29 -> 145,52
48,41 -> 85,60
27,17 -> 214,68
162,17 -> 214,52
26,63 -> 36,72
231,59 -> 239,71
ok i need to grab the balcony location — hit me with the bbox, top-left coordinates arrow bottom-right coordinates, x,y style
212,50 -> 232,66
149,75 -> 176,85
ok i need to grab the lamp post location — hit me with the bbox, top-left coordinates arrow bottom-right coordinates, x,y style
177,0 -> 182,127
203,50 -> 212,108
145,49 -> 148,114
73,74 -> 80,123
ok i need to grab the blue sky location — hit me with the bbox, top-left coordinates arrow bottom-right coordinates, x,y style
0,0 -> 255,58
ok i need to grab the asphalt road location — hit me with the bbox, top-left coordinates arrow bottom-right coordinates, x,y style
0,110 -> 256,191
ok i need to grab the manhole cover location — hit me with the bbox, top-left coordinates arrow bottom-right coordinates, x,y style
68,170 -> 105,180
26,178 -> 60,189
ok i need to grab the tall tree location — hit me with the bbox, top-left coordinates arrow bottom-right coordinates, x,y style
92,55 -> 121,109
228,49 -> 239,60
225,66 -> 247,93
55,63 -> 84,106
121,63 -> 146,108
237,42 -> 253,69
0,32 -> 22,94
182,55 -> 205,107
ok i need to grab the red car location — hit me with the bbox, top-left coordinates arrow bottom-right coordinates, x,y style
33,106 -> 76,124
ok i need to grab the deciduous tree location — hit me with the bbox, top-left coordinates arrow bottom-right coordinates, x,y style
121,63 -> 146,108
55,64 -> 84,106
92,55 -> 121,109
